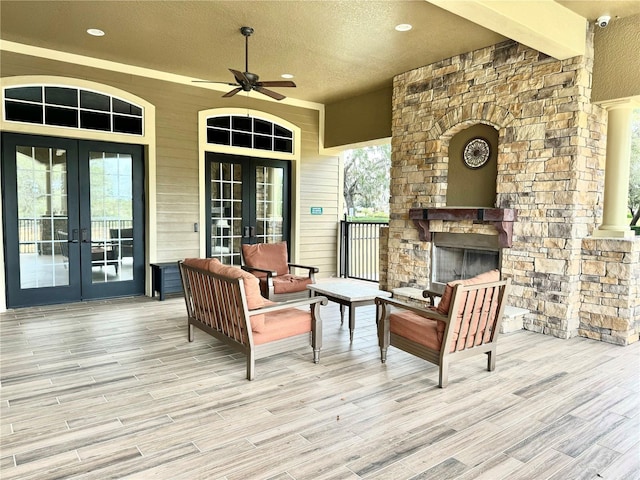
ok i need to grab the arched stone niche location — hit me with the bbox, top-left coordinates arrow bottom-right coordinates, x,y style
446,124 -> 498,207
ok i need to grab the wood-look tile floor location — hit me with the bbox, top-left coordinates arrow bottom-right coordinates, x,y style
1,296 -> 638,479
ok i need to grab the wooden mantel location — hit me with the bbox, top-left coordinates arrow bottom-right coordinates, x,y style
409,207 -> 517,247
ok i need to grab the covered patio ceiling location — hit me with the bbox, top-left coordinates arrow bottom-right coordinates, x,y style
1,1 -> 640,105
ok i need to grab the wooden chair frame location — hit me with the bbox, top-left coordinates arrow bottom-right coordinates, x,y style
376,278 -> 510,388
179,260 -> 327,380
241,250 -> 318,301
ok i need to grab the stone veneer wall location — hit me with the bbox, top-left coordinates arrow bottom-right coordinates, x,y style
580,238 -> 640,344
386,29 -> 640,344
379,226 -> 389,291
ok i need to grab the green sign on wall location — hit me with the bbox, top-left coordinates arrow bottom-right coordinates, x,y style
310,207 -> 323,215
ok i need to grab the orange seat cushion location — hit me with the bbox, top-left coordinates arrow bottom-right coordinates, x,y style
252,308 -> 312,345
389,308 -> 444,351
242,242 -> 289,277
272,274 -> 313,294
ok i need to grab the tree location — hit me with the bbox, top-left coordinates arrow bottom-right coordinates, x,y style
343,145 -> 391,216
629,109 -> 640,226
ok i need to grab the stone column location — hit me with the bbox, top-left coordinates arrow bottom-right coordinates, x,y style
593,99 -> 638,238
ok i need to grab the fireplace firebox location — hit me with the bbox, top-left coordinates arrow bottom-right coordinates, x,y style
431,232 -> 501,293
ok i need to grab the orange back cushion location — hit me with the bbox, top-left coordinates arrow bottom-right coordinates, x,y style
182,258 -> 214,272
436,269 -> 500,315
183,258 -> 267,331
241,242 -> 289,276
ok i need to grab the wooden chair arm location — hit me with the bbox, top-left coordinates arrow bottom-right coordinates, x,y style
422,288 -> 442,307
288,263 -> 320,274
375,296 -> 450,323
422,288 -> 442,299
241,265 -> 277,276
248,295 -> 328,315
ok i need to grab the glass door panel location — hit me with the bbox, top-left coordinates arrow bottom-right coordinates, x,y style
255,165 -> 284,243
209,160 -> 243,265
88,150 -> 133,284
78,140 -> 144,300
2,133 -> 81,307
16,145 -> 70,288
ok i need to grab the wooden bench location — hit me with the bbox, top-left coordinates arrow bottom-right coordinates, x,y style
179,258 -> 327,380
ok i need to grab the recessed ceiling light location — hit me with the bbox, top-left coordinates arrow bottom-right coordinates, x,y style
281,73 -> 294,79
87,28 -> 105,37
395,24 -> 412,32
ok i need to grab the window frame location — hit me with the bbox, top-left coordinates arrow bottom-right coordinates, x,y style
3,85 -> 144,136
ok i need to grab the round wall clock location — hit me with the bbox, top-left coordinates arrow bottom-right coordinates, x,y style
463,137 -> 491,168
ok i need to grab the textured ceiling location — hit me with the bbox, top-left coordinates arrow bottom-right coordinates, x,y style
1,1 -> 639,105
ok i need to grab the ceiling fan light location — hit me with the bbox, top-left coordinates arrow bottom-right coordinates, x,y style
281,74 -> 294,79
395,24 -> 412,32
86,28 -> 105,37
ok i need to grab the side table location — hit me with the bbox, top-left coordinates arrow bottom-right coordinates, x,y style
150,262 -> 182,300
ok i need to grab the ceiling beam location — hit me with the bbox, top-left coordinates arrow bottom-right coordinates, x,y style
426,0 -> 587,60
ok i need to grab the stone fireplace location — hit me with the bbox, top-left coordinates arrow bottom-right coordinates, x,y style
382,29 -> 640,345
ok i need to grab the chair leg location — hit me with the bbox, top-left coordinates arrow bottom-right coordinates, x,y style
188,323 -> 194,342
439,359 -> 449,388
311,302 -> 322,364
487,350 -> 496,371
246,351 -> 255,381
377,310 -> 390,364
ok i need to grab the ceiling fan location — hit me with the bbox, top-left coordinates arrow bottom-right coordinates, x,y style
195,26 -> 296,101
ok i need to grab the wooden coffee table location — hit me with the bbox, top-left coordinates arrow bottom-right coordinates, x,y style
308,280 -> 391,342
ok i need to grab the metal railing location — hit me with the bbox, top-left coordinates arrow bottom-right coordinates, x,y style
339,217 -> 388,282
17,218 -> 133,254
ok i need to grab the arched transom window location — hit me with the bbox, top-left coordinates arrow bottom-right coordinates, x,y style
3,85 -> 144,135
206,115 -> 294,154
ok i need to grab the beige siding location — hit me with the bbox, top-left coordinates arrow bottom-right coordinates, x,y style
0,51 -> 341,282
299,155 -> 341,277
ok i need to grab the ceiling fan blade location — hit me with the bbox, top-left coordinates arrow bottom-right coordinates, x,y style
222,87 -> 243,98
229,68 -> 250,86
254,86 -> 286,101
192,80 -> 238,86
256,80 -> 296,88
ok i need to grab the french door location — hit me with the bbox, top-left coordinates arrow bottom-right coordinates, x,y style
1,133 -> 145,307
205,152 -> 290,265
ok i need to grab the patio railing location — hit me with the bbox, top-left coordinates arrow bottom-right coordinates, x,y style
339,217 -> 388,282
18,218 -> 133,254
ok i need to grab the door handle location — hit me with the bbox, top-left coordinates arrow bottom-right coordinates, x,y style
243,226 -> 256,238
70,229 -> 79,243
81,228 -> 89,243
